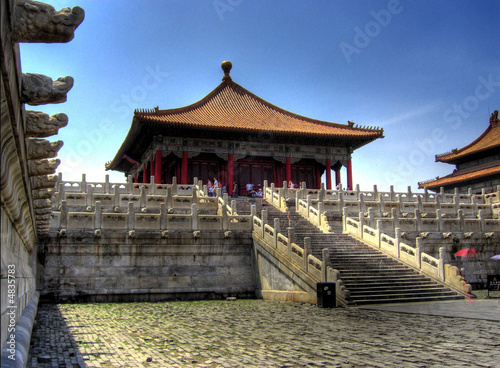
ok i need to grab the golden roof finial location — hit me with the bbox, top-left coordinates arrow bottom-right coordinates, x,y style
221,60 -> 232,82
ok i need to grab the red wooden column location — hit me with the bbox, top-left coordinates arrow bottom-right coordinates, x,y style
227,153 -> 234,196
347,159 -> 353,190
181,151 -> 188,184
285,157 -> 291,186
151,155 -> 155,182
142,164 -> 148,183
134,173 -> 138,183
155,150 -> 162,184
325,158 -> 332,190
335,168 -> 341,188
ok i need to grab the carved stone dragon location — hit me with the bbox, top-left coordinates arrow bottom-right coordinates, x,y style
26,111 -> 68,137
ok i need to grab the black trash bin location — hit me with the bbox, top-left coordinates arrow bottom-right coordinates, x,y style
317,282 -> 336,308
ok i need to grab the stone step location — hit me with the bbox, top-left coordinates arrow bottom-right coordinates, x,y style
352,294 -> 463,305
259,202 -> 462,306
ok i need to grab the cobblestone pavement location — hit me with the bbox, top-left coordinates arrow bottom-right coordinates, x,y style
28,300 -> 499,368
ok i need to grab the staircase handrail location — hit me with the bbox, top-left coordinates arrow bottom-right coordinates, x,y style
343,213 -> 472,295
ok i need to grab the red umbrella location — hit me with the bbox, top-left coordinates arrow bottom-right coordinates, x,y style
455,248 -> 478,257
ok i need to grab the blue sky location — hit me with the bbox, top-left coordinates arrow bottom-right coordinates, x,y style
20,0 -> 500,191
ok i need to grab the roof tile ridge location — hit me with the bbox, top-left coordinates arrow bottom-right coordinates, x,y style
436,116 -> 500,162
135,81 -> 231,117
230,81 -> 383,134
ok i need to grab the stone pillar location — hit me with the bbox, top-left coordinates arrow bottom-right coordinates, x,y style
346,158 -> 353,190
379,193 -> 385,212
155,149 -> 162,184
160,203 -> 167,229
228,153 -> 234,196
181,150 -> 188,185
322,248 -> 330,282
436,209 -> 443,232
304,237 -> 311,270
325,158 -> 332,190
438,247 -> 446,281
127,202 -> 134,230
414,209 -> 422,231
81,173 -> 87,193
60,200 -> 68,228
104,174 -> 110,194
94,201 -> 102,230
191,204 -> 198,231
285,156 -> 291,185
86,184 -> 93,207
415,237 -> 422,269
274,218 -> 280,247
457,209 -> 464,232
395,227 -> 401,258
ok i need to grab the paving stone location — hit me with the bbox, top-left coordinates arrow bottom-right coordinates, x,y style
28,300 -> 499,368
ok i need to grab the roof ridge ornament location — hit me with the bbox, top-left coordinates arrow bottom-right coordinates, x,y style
221,60 -> 232,82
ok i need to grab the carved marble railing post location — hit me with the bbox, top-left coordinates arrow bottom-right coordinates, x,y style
359,193 -> 366,213
172,176 -> 178,196
319,183 -> 325,202
391,208 -> 399,229
86,184 -> 93,207
321,248 -> 330,282
367,207 -> 374,228
338,187 -> 344,209
390,185 -> 395,201
94,201 -> 102,230
407,186 -> 413,201
306,194 -> 312,217
372,184 -> 378,200
423,188 -> 429,202
261,208 -> 268,239
417,195 -> 423,212
166,187 -> 173,208
414,209 -> 422,231
231,199 -> 236,214
415,237 -> 422,269
303,237 -> 311,270
273,218 -> 280,247
192,204 -> 198,231
127,202 -> 134,230
397,194 -> 403,212
287,227 -> 295,258
60,200 -> 68,229
140,186 -> 146,208
160,203 -> 167,229
76,174 -> 84,193
457,210 -> 464,232
478,210 -> 485,231
379,193 -> 385,213
101,174 -> 108,194
395,227 -> 401,258
251,204 -> 257,217
435,195 -> 441,211
57,181 -> 65,206
376,220 -> 383,248
127,175 -> 133,193
438,247 -> 447,281
342,207 -> 348,232
472,196 -> 479,216
355,184 -> 360,200
149,177 -> 155,194
263,180 -> 268,196
436,209 -> 443,232
222,203 -> 228,230
318,201 -> 324,227
358,211 -> 364,238
113,185 -> 120,208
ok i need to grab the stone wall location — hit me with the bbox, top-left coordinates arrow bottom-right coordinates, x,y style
1,0 -> 37,352
39,231 -> 256,303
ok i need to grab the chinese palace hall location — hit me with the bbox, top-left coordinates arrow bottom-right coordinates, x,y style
106,61 -> 384,195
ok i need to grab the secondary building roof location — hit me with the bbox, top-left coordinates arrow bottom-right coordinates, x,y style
435,110 -> 500,164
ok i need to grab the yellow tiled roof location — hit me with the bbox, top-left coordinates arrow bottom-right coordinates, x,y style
134,80 -> 383,139
436,110 -> 500,163
418,161 -> 500,189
